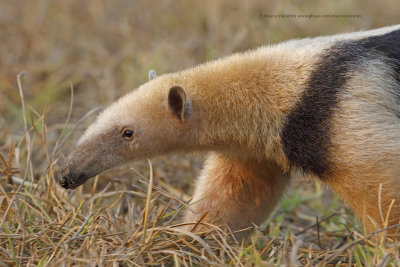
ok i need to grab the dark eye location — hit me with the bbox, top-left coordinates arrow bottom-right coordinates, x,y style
122,129 -> 135,140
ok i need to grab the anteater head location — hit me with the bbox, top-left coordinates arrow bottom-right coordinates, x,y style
59,73 -> 193,189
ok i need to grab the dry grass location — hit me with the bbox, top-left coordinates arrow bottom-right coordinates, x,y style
1,1 -> 400,266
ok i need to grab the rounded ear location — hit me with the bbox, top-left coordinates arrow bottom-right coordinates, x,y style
168,85 -> 191,121
148,69 -> 157,81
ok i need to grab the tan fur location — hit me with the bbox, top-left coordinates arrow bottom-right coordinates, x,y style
184,153 -> 289,238
329,60 -> 400,235
61,25 -> 400,239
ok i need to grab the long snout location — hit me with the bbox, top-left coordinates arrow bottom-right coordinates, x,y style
59,162 -> 91,189
58,143 -> 104,189
58,154 -> 99,189
58,137 -> 126,189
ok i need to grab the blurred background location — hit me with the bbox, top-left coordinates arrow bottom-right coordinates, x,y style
1,0 -> 399,123
0,0 -> 399,219
0,2 -> 399,264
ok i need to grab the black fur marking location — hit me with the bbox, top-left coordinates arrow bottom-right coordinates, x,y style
357,29 -> 400,88
281,28 -> 400,178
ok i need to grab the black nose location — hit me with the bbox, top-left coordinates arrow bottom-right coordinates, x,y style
58,166 -> 89,190
59,161 -> 78,189
58,173 -> 80,189
58,175 -> 69,189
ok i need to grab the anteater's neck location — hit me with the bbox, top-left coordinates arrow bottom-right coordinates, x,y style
174,45 -> 322,163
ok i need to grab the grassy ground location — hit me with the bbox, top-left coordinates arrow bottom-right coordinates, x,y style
1,1 -> 400,266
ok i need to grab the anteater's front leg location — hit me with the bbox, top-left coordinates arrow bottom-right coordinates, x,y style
184,152 -> 290,239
